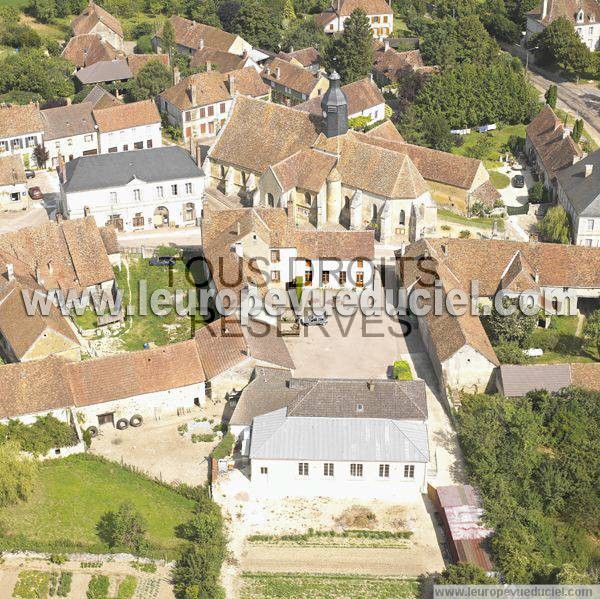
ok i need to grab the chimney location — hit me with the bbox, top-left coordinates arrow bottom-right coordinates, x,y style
274,66 -> 280,79
35,266 -> 43,285
541,0 -> 548,19
534,270 -> 539,283
289,45 -> 294,53
199,38 -> 204,50
6,263 -> 14,282
585,163 -> 594,177
236,221 -> 241,235
228,73 -> 235,96
206,60 -> 212,72
187,83 -> 197,106
441,243 -> 448,257
173,67 -> 181,85
47,260 -> 53,274
384,39 -> 390,51
58,154 -> 67,184
367,380 -> 374,391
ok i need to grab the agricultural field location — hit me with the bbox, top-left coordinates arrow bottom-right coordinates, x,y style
240,573 -> 420,599
0,454 -> 195,559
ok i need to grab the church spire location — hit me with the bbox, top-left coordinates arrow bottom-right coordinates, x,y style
321,71 -> 348,138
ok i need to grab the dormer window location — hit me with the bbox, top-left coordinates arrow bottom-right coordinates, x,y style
591,14 -> 595,22
356,403 -> 364,413
577,9 -> 584,22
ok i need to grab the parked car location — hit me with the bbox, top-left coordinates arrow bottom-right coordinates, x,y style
512,175 -> 525,188
25,169 -> 35,179
149,255 -> 176,267
28,186 -> 43,200
299,314 -> 328,326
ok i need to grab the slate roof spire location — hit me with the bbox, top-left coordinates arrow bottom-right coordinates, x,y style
321,70 -> 348,138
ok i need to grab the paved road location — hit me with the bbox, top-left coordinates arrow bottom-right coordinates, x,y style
503,44 -> 600,144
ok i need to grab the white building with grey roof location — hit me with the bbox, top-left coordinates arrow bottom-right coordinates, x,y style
556,150 -> 600,247
238,370 -> 430,500
59,146 -> 204,231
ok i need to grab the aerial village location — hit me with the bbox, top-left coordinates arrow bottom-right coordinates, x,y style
0,0 -> 598,596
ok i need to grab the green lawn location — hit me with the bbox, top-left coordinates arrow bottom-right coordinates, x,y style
489,170 -> 510,190
0,454 -> 195,558
240,573 -> 419,599
438,208 -> 505,231
0,0 -> 29,7
451,124 -> 526,169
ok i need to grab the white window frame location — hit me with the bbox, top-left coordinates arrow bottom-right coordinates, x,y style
298,462 -> 309,476
350,463 -> 363,477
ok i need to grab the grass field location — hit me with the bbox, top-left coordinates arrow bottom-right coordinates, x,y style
0,454 -> 195,558
0,0 -> 29,7
451,124 -> 527,169
240,573 -> 419,599
489,170 -> 510,190
438,208 -> 505,232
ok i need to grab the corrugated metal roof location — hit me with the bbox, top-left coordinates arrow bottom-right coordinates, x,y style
499,364 -> 572,397
250,408 -> 429,462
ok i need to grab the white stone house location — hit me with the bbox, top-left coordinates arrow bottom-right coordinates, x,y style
0,104 -> 44,167
526,0 -> 600,51
41,102 -> 99,167
70,1 -> 124,51
555,151 -> 600,247
93,100 -> 162,154
315,0 -> 394,39
59,146 -> 205,231
250,408 -> 429,500
0,155 -> 29,211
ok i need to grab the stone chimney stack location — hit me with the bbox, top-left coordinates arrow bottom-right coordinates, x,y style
228,74 -> 235,96
275,66 -> 281,79
58,154 -> 67,184
173,67 -> 181,85
384,39 -> 390,51
585,163 -> 594,177
320,71 -> 348,138
199,38 -> 204,50
6,263 -> 14,282
188,83 -> 197,106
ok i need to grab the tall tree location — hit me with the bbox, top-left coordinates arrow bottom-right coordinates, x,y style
189,0 -> 221,28
97,501 -> 148,551
128,60 -> 172,100
544,84 -> 557,108
323,9 -> 373,84
572,118 -> 583,142
230,0 -> 282,50
161,18 -> 175,56
538,205 -> 571,244
281,18 -> 328,51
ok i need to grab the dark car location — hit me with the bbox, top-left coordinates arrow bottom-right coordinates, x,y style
512,175 -> 525,188
25,169 -> 35,179
28,186 -> 43,200
149,256 -> 176,267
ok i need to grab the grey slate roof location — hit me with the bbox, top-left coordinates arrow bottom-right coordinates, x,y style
498,364 -> 572,397
250,407 -> 430,462
63,146 -> 204,193
231,366 -> 428,426
83,84 -> 121,109
75,59 -> 133,85
556,150 -> 600,217
41,102 -> 96,140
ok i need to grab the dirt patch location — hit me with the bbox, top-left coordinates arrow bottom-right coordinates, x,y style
335,505 -> 377,529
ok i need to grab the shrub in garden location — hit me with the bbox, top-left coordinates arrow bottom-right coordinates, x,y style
97,502 -> 147,551
392,360 -> 413,380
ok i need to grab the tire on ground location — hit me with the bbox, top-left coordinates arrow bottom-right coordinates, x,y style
116,418 -> 129,430
129,414 -> 143,427
86,426 -> 98,438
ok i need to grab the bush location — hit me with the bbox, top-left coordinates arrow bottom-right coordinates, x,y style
191,433 -> 215,443
0,415 -> 78,455
437,563 -> 498,583
0,441 -> 37,508
49,553 -> 67,564
527,328 -> 559,352
116,575 -> 137,599
470,201 -> 490,217
459,230 -> 471,238
392,360 -> 413,380
211,432 -> 235,460
528,180 -> 545,204
96,502 -> 147,552
494,341 -> 530,364
135,34 -> 153,54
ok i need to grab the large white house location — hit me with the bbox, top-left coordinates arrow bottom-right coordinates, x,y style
245,375 -> 430,500
556,151 -> 600,246
526,0 -> 600,51
315,0 -> 394,38
59,146 -> 204,231
0,104 -> 44,167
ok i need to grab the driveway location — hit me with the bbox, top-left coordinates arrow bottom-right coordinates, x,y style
495,163 -> 533,208
285,265 -> 425,379
90,411 -> 219,486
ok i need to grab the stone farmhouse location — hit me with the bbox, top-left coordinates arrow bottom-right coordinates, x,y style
261,57 -> 329,104
0,340 -> 206,434
0,155 -> 29,212
0,104 -> 44,167
295,77 -> 386,127
526,0 -> 600,51
158,67 -> 270,143
525,105 -> 583,193
241,370 -> 429,500
0,218 -> 116,363
315,0 -> 394,39
555,150 -> 600,246
277,47 -> 322,74
59,146 -> 204,231
398,238 -> 600,397
61,33 -> 122,70
153,15 -> 251,56
70,1 -> 124,51
202,206 -> 376,323
40,99 -> 161,167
